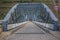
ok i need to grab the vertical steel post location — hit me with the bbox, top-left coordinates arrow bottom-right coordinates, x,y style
54,21 -> 59,31
2,21 -> 7,31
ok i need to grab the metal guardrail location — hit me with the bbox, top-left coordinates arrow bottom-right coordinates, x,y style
0,20 -> 3,24
0,20 -> 2,23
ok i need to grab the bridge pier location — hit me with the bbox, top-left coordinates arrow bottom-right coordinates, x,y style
2,21 -> 7,32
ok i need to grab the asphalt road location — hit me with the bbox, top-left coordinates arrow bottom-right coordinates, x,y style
6,21 -> 58,40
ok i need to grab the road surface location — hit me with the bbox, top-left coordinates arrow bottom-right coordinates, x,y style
6,21 -> 59,40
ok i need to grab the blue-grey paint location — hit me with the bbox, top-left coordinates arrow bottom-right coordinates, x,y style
2,3 -> 59,31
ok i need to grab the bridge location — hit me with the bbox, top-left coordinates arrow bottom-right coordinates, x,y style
0,3 -> 60,40
1,3 -> 59,31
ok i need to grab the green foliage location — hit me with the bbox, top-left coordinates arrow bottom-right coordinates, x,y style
0,13 -> 5,19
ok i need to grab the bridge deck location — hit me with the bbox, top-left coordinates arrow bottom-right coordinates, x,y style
6,21 -> 59,40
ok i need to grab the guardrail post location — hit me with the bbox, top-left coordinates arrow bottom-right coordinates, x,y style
2,21 -> 7,31
54,21 -> 59,31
